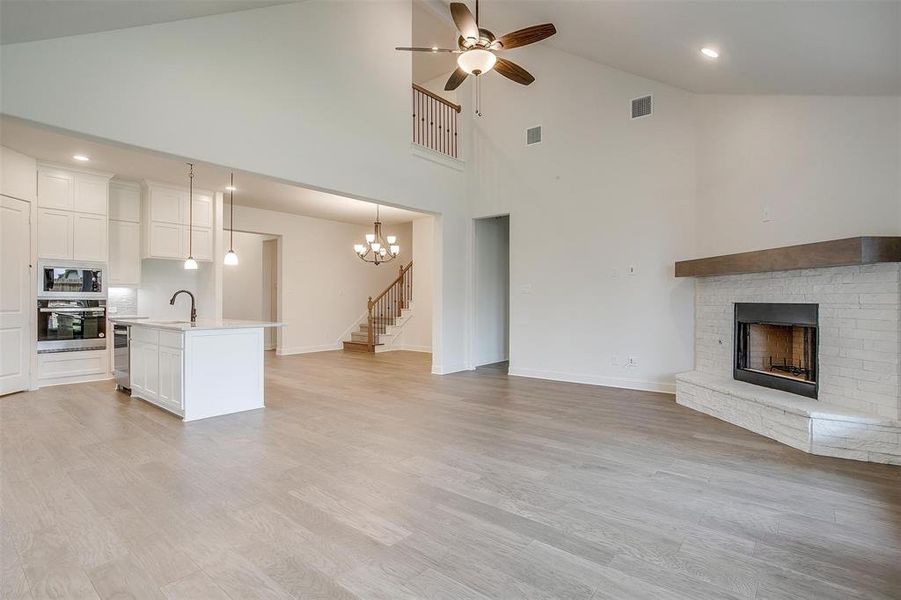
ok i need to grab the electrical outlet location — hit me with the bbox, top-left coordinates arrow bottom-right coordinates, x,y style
519,283 -> 533,294
627,356 -> 639,368
762,206 -> 772,222
610,355 -> 620,366
611,267 -> 619,279
108,306 -> 118,314
627,265 -> 638,276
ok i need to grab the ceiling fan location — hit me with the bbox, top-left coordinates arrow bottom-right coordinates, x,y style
396,1 -> 556,91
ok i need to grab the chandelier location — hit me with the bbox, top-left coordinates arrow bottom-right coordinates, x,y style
353,205 -> 400,265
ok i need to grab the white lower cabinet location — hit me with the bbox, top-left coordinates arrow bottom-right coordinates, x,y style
37,349 -> 108,386
109,220 -> 141,286
130,328 -> 183,416
158,346 -> 184,413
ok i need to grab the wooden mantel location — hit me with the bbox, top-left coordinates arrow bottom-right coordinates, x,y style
675,237 -> 901,277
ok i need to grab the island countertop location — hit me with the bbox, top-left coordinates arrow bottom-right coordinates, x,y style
109,317 -> 284,332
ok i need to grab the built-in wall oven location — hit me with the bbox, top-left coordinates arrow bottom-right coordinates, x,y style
37,299 -> 107,353
38,261 -> 104,299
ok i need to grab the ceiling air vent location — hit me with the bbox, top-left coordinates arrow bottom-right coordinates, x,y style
631,95 -> 652,119
526,126 -> 542,145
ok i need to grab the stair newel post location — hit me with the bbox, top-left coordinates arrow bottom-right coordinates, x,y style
367,296 -> 374,347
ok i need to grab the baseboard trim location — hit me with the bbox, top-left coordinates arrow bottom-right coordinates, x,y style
508,367 -> 676,395
432,363 -> 473,375
395,344 -> 432,353
278,343 -> 342,356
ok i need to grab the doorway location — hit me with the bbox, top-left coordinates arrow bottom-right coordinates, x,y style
473,215 -> 510,369
222,231 -> 280,352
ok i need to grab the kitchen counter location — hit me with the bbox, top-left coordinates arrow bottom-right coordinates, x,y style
110,317 -> 283,332
121,319 -> 283,422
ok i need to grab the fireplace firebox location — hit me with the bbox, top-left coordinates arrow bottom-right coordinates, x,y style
734,303 -> 818,399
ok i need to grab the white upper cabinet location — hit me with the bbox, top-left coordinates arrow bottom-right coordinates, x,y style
73,213 -> 107,261
109,220 -> 141,286
38,168 -> 75,210
188,193 -> 213,229
0,146 -> 37,202
143,182 -> 213,261
37,209 -> 74,259
150,186 -> 182,224
73,174 -> 108,214
109,182 -> 141,222
36,165 -> 111,260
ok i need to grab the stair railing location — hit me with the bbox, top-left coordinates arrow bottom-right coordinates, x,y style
367,261 -> 413,347
412,84 -> 461,158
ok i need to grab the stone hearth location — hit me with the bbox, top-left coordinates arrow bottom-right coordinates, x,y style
677,262 -> 901,464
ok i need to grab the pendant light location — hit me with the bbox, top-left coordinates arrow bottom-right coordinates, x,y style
183,162 -> 198,270
353,205 -> 400,265
223,172 -> 239,266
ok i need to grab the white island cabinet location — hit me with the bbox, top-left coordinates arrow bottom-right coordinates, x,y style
113,319 -> 283,421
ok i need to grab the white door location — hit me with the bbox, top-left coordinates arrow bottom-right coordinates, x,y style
0,196 -> 31,395
72,213 -> 107,261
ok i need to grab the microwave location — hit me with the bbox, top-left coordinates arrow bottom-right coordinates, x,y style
38,261 -> 104,299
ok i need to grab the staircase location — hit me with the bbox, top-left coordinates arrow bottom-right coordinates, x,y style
343,261 -> 413,353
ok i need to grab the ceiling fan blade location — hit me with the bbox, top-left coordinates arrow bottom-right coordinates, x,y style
450,2 -> 479,41
395,47 -> 462,53
444,67 -> 468,91
494,57 -> 535,86
496,23 -> 557,49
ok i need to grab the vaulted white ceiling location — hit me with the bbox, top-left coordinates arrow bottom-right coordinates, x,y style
0,0 -> 295,45
0,117 -> 424,225
1,0 -> 898,94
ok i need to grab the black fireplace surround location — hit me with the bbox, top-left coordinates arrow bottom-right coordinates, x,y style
734,303 -> 819,399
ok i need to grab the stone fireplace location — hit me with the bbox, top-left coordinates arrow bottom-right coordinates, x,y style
673,237 -> 901,464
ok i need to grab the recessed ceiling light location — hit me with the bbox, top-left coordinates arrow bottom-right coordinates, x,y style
225,185 -> 237,191
72,154 -> 90,161
700,47 -> 720,59
431,46 -> 439,52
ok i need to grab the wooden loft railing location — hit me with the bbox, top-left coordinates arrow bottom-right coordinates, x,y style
412,84 -> 460,158
367,261 -> 413,348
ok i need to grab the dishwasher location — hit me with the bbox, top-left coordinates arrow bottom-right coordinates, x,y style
113,323 -> 131,392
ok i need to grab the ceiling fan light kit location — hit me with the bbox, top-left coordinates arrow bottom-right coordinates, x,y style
396,0 -> 556,113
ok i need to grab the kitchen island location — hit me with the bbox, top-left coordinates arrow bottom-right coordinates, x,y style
110,318 -> 283,421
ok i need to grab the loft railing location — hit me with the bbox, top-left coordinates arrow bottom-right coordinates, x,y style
367,261 -> 413,347
412,84 -> 460,158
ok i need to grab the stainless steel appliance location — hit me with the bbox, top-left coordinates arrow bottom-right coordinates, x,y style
38,261 -> 104,299
113,323 -> 130,391
37,299 -> 107,353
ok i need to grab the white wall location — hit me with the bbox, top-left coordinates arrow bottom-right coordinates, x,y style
222,231 -> 265,321
474,216 -> 509,366
397,216 -> 434,352
228,205 -> 412,354
472,45 -> 697,393
0,0 -> 470,373
137,259 -> 215,320
695,95 -> 901,256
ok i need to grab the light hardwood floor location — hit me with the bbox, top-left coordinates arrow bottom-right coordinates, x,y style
2,351 -> 899,599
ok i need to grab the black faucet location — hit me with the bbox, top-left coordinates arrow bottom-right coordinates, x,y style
169,290 -> 197,324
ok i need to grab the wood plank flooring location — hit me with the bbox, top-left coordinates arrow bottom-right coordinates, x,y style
2,351 -> 900,599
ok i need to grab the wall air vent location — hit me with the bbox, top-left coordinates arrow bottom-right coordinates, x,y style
631,95 -> 652,119
526,126 -> 542,145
